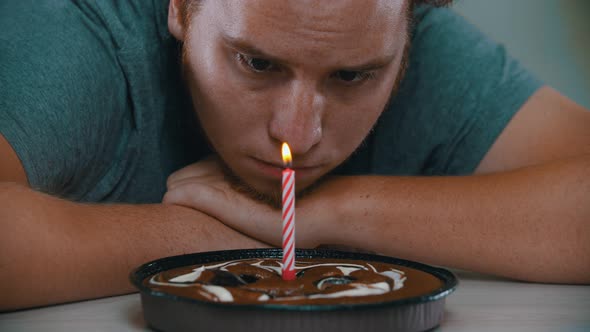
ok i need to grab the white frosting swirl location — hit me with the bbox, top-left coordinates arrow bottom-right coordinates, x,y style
149,259 -> 406,303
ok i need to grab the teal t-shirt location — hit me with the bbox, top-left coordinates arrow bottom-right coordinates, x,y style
0,1 -> 541,203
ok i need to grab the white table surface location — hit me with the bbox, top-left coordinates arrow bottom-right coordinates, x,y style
1,270 -> 589,332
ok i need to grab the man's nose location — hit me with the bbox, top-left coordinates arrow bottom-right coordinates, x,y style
268,81 -> 323,155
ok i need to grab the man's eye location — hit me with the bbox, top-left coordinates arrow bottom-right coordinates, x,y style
333,70 -> 376,83
236,53 -> 274,72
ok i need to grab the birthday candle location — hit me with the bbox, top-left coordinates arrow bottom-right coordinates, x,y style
281,142 -> 296,281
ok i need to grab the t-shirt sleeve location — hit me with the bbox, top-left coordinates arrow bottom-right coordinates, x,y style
0,1 -> 130,198
428,9 -> 543,175
384,6 -> 543,175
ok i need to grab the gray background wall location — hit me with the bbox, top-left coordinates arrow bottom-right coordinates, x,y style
453,0 -> 590,108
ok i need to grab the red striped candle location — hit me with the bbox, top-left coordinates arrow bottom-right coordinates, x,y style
281,142 -> 296,281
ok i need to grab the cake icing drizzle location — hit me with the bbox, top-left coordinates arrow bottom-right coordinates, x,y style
149,259 -> 407,303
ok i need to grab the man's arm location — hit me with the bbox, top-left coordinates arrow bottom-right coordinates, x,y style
163,87 -> 590,284
0,134 -> 28,186
303,157 -> 590,284
0,136 -> 267,312
168,157 -> 590,284
475,87 -> 590,173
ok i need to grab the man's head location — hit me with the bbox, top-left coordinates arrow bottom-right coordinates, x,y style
168,0 -> 449,208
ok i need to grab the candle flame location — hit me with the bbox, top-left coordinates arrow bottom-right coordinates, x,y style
282,142 -> 292,166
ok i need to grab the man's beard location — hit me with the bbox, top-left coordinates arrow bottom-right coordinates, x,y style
219,159 -> 284,210
178,28 -> 411,210
217,157 -> 330,210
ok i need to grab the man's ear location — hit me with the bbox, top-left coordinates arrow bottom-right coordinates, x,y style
168,0 -> 185,41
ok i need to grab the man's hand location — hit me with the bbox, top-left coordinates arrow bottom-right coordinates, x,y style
163,157 -> 323,248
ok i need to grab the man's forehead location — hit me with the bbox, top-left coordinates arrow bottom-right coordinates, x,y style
217,0 -> 407,26
196,0 -> 408,68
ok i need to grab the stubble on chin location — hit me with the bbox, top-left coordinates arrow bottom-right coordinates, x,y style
220,160 -> 284,210
217,157 -> 329,211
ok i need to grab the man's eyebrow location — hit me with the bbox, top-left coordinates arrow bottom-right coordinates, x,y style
338,54 -> 397,72
222,34 -> 397,72
222,35 -> 286,64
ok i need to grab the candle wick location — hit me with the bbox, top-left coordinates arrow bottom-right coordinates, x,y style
285,162 -> 292,169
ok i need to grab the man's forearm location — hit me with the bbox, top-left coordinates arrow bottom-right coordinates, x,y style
308,155 -> 590,284
0,183 -> 267,311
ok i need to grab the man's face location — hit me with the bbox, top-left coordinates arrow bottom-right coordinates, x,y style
172,0 -> 408,204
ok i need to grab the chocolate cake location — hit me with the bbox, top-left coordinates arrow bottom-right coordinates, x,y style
132,249 -> 457,332
144,257 -> 443,305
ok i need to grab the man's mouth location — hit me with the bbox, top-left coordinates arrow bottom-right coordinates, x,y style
251,157 -> 323,181
251,158 -> 283,179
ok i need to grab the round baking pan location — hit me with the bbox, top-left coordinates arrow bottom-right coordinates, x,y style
130,248 -> 458,332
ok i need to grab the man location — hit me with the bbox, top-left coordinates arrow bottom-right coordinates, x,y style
1,0 -> 589,311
